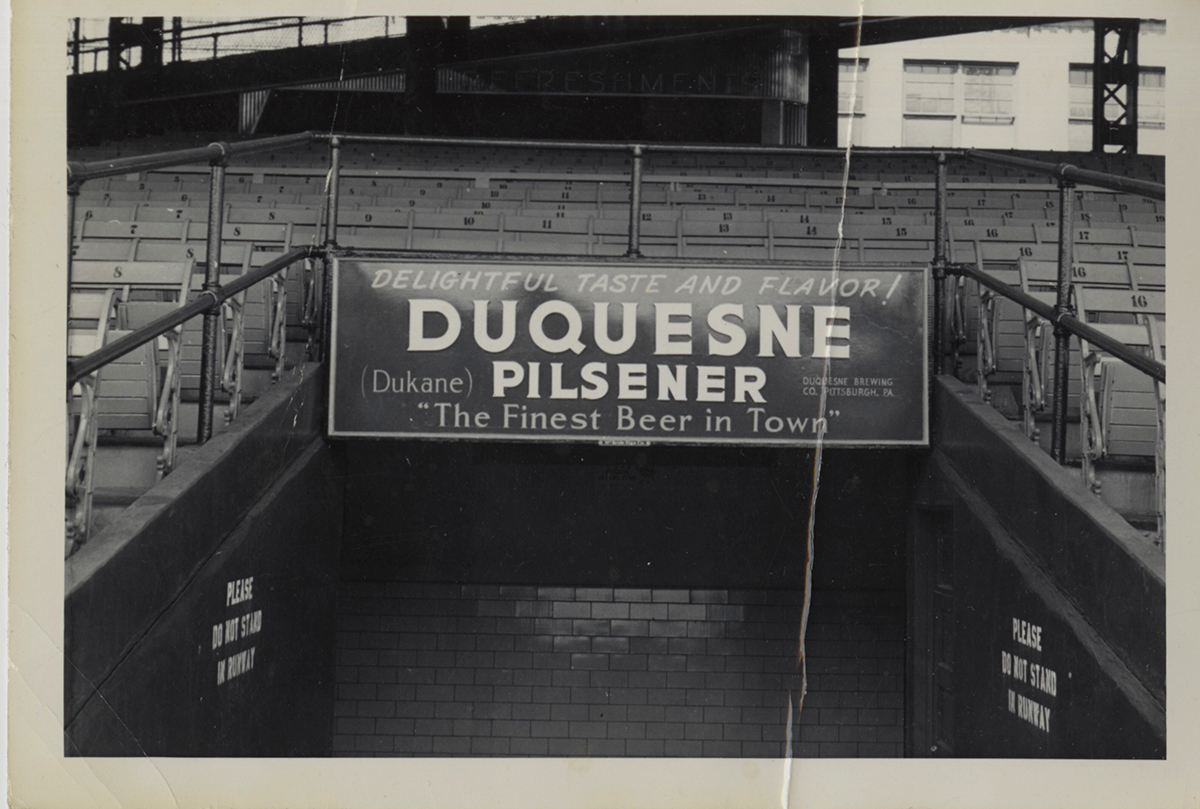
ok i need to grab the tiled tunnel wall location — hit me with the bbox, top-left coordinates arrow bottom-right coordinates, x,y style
333,583 -> 903,757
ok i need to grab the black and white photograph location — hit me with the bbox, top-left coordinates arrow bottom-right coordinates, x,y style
8,1 -> 1200,807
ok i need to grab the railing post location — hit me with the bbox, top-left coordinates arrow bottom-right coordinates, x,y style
67,178 -> 80,293
1050,175 -> 1076,464
931,152 -> 948,376
325,135 -> 342,249
72,19 -> 81,75
320,135 -> 343,362
625,145 -> 644,258
197,144 -> 230,444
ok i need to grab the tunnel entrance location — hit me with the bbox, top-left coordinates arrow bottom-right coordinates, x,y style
332,441 -> 916,757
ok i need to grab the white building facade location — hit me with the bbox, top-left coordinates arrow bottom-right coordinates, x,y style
837,21 -> 1166,155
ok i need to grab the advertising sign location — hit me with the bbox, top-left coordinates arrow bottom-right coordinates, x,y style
329,259 -> 928,446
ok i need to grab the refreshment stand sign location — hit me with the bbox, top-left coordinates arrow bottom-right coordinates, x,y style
328,258 -> 928,446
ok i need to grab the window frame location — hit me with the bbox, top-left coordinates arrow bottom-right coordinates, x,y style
1068,64 -> 1165,130
901,60 -> 1018,148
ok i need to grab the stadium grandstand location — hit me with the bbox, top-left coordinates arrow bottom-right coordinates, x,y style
44,13 -> 1170,767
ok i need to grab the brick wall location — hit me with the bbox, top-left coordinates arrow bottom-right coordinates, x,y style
333,583 -> 903,757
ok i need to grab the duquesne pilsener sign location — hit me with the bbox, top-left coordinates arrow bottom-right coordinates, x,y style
328,259 -> 928,446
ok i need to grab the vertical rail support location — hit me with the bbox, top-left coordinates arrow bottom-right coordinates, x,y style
67,174 -> 81,293
197,143 -> 230,444
625,145 -> 644,258
71,18 -> 81,75
1049,175 -> 1076,464
320,135 -> 343,362
931,152 -> 948,376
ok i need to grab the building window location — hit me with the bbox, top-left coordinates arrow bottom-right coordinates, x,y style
838,59 -> 866,147
902,61 -> 1016,148
1068,65 -> 1165,151
1069,65 -> 1165,127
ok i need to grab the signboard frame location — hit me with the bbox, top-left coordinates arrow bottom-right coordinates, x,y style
327,256 -> 930,447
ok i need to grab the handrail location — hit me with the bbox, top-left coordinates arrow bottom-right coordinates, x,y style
67,132 -> 318,186
68,246 -> 316,386
947,262 -> 1165,384
966,149 -> 1165,201
314,132 -> 957,158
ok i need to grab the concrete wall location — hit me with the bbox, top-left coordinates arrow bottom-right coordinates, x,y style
909,377 -> 1165,758
65,367 -> 345,755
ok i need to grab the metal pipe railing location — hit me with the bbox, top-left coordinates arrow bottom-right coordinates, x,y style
947,262 -> 1165,384
966,149 -> 1165,201
67,131 -> 317,185
66,132 -> 1166,405
625,145 -> 644,259
931,152 -> 948,376
68,247 -> 316,387
314,131 -> 959,159
197,152 -> 229,444
1050,178 -> 1077,462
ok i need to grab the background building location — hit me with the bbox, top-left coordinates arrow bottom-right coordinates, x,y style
838,21 -> 1167,153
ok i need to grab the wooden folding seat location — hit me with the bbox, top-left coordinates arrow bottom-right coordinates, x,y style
447,198 -> 524,213
70,259 -> 192,482
227,206 -> 323,226
177,269 -> 243,420
66,285 -> 118,547
501,239 -> 592,256
1147,318 -> 1166,541
224,192 -> 297,206
1073,243 -> 1163,267
1003,209 -> 1057,222
764,169 -> 823,180
950,223 -> 1047,245
527,187 -> 600,205
771,244 -> 849,264
1128,228 -> 1165,248
186,220 -> 294,251
1121,211 -> 1166,226
735,190 -> 809,208
99,179 -> 149,193
502,214 -> 594,246
146,189 -> 210,205
74,205 -> 138,225
67,321 -> 159,549
809,191 -> 877,209
74,239 -> 136,261
708,167 -> 767,179
770,221 -> 846,253
684,209 -> 764,223
763,210 -> 844,226
842,222 -> 935,242
889,194 -> 935,210
680,244 -> 771,260
681,220 -> 768,248
461,186 -> 528,203
398,176 -> 474,189
1071,287 -> 1165,515
953,241 -> 1052,264
972,260 -> 1027,405
1019,258 -> 1130,292
131,205 -> 207,223
80,218 -> 188,242
78,189 -> 150,203
387,187 -> 463,206
1011,196 -> 1060,212
593,216 -> 678,249
408,211 -> 504,243
600,186 -> 666,205
669,189 -> 736,206
409,235 -> 502,253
